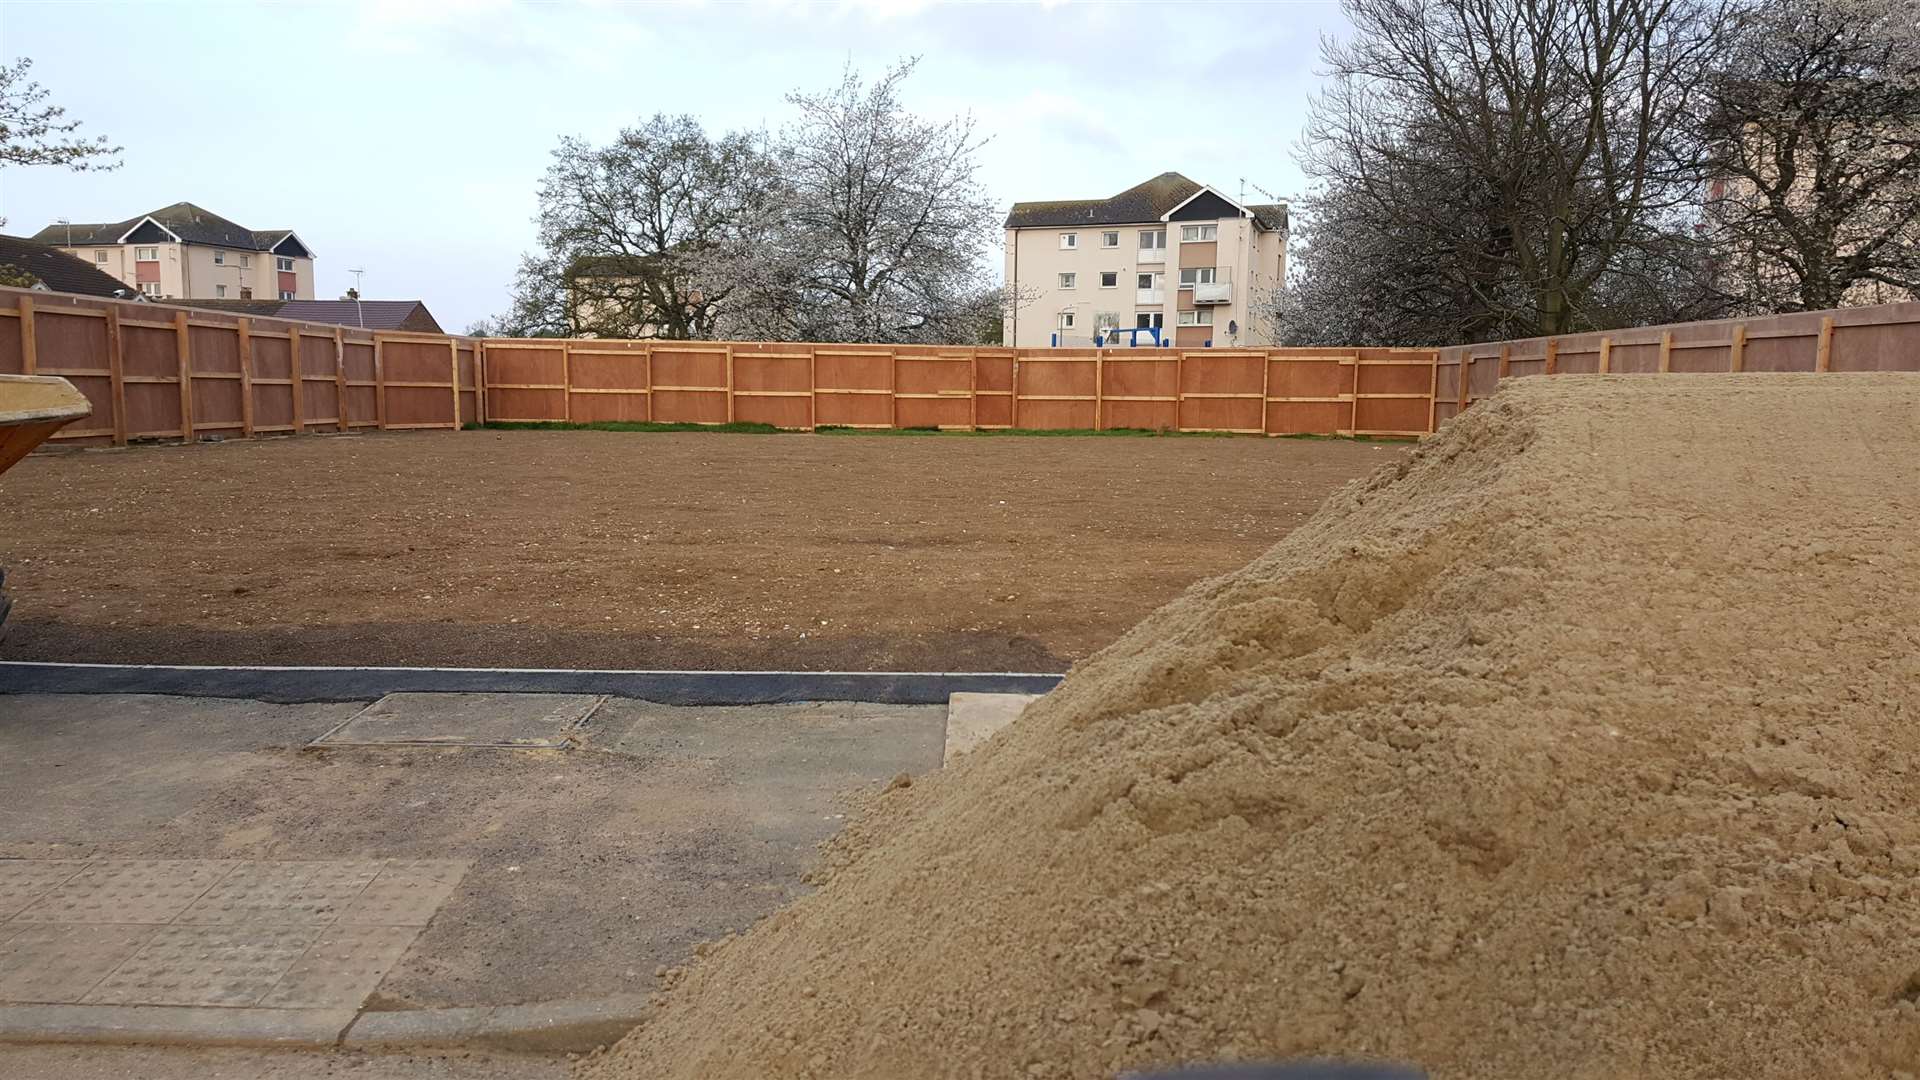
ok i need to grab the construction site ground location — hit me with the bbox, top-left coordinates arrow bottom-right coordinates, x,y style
0,430 -> 1398,671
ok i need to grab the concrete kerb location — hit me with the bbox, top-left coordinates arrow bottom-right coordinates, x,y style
0,996 -> 651,1053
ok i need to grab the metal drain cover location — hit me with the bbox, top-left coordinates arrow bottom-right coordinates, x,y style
310,692 -> 604,749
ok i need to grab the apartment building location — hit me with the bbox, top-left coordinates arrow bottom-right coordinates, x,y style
1002,172 -> 1287,349
32,202 -> 315,302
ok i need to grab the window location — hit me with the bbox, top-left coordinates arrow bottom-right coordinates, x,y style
1059,233 -> 1078,250
239,287 -> 253,299
1058,272 -> 1077,289
213,250 -> 226,265
1178,309 -> 1215,326
1134,312 -> 1164,329
135,246 -> 158,261
215,284 -> 227,298
1095,312 -> 1120,329
138,282 -> 161,297
1137,273 -> 1152,289
276,256 -> 295,272
1100,231 -> 1119,248
1180,224 -> 1218,242
94,250 -> 109,264
239,254 -> 251,269
279,290 -> 296,300
1139,229 -> 1165,250
1099,272 -> 1118,288
1058,310 -> 1076,329
1178,267 -> 1217,289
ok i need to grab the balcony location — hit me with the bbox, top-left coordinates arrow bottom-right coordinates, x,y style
1193,281 -> 1233,305
1137,247 -> 1166,264
1135,288 -> 1164,305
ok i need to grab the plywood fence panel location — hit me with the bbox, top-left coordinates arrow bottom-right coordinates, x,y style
1833,320 -> 1920,372
33,310 -> 115,442
0,304 -> 21,374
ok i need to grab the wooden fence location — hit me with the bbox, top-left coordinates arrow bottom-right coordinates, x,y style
1435,300 -> 1920,425
480,339 -> 1440,437
0,287 -> 480,445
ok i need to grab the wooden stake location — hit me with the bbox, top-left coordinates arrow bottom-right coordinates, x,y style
1657,331 -> 1673,373
1815,316 -> 1834,372
105,305 -> 127,446
334,328 -> 347,430
174,310 -> 195,442
288,325 -> 305,434
236,318 -> 256,437
1543,339 -> 1559,376
374,335 -> 388,430
1598,336 -> 1613,374
449,338 -> 461,427
17,296 -> 35,374
1729,324 -> 1747,373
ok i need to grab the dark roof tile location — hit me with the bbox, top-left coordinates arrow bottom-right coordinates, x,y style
0,235 -> 144,298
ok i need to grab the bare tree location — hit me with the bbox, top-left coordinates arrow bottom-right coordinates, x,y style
724,59 -> 999,343
1295,0 -> 1728,342
1701,0 -> 1920,311
0,57 -> 120,172
491,115 -> 773,339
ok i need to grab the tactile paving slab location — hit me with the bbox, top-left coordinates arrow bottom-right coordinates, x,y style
0,923 -> 157,1003
311,692 -> 605,748
84,925 -> 321,1007
336,860 -> 472,926
0,860 -> 89,921
12,860 -> 236,924
0,858 -> 467,1011
175,860 -> 382,925
257,924 -> 421,1009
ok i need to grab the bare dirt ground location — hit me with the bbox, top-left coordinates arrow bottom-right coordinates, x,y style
0,430 -> 1397,671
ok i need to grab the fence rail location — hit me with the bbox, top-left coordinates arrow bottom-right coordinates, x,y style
0,287 -> 477,445
10,284 -> 1916,451
1434,300 -> 1920,425
479,338 -> 1440,437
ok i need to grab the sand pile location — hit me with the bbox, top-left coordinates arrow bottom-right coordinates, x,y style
581,374 -> 1920,1079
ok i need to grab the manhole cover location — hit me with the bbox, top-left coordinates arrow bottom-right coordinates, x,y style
309,693 -> 604,749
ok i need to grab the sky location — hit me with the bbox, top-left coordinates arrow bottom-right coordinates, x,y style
0,0 -> 1349,332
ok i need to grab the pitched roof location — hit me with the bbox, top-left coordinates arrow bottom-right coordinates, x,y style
176,298 -> 444,333
0,235 -> 144,298
1249,203 -> 1290,232
31,203 -> 310,254
1004,172 -> 1204,229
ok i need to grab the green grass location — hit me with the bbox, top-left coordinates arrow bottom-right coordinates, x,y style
468,420 -> 1414,440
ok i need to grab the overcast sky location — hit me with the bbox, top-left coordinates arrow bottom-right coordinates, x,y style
0,0 -> 1347,331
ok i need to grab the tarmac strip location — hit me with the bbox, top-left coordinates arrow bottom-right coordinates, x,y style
0,662 -> 1065,705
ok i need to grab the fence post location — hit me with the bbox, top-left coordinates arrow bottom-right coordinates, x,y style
643,341 -> 654,423
1347,356 -> 1360,436
1816,316 -> 1834,372
174,310 -> 195,443
334,328 -> 347,430
1094,350 -> 1105,432
17,296 -> 35,374
105,305 -> 128,446
474,341 -> 486,424
888,350 -> 898,429
1497,344 -> 1511,382
236,318 -> 255,437
725,343 -> 736,424
1658,331 -> 1673,373
1426,354 -> 1439,434
1543,339 -> 1559,376
374,334 -> 388,430
288,325 -> 305,434
561,340 -> 573,423
1730,324 -> 1747,373
967,347 -> 978,432
1598,336 -> 1613,374
1456,354 -> 1469,413
448,338 -> 460,428
1012,355 -> 1022,429
1171,352 -> 1181,432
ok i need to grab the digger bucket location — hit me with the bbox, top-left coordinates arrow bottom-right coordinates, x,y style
0,374 -> 92,477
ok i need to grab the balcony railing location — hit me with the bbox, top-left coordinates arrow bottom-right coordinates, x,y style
1137,247 -> 1166,264
1194,281 -> 1233,304
1136,288 -> 1164,305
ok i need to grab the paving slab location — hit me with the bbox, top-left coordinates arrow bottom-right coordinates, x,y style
944,692 -> 1043,763
0,925 -> 157,1004
0,1003 -> 354,1048
13,860 -> 237,924
311,693 -> 604,749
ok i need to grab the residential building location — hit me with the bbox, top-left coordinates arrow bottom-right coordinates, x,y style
178,298 -> 444,334
31,202 -> 316,303
0,235 -> 147,299
1002,172 -> 1288,349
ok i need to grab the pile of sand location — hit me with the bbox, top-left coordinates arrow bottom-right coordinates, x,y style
582,374 -> 1920,1079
